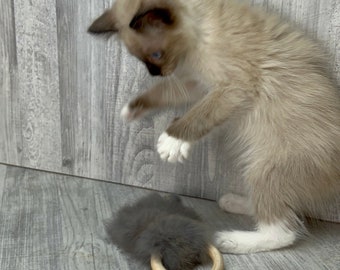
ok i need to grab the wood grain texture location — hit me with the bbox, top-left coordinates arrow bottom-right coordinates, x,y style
0,164 -> 339,270
0,0 -> 339,221
13,0 -> 62,170
0,0 -> 22,165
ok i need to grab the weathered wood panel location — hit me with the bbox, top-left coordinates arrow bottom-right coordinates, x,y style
13,0 -> 62,170
0,0 -> 22,165
0,0 -> 339,220
0,164 -> 339,270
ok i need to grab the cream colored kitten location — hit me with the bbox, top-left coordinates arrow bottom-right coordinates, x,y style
89,0 -> 340,253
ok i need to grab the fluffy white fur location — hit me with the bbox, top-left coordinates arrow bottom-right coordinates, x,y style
157,132 -> 191,163
120,104 -> 130,120
215,221 -> 297,254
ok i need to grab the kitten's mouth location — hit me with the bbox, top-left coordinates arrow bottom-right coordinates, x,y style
148,69 -> 172,77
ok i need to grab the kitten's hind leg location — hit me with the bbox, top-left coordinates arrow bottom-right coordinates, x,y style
218,193 -> 254,216
215,220 -> 298,254
216,161 -> 305,253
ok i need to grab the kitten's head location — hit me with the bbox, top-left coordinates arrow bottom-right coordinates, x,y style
88,0 -> 190,76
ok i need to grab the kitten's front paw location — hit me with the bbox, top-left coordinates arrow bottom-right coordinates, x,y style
157,132 -> 191,163
120,104 -> 132,120
121,103 -> 145,121
120,98 -> 149,121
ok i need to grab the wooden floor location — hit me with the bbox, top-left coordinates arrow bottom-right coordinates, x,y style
0,164 -> 339,270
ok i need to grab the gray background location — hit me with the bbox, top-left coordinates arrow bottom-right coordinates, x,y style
0,0 -> 339,221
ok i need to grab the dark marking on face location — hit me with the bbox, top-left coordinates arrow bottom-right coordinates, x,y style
129,8 -> 174,31
145,62 -> 162,76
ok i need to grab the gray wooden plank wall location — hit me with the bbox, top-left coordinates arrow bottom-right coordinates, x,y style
0,0 -> 339,219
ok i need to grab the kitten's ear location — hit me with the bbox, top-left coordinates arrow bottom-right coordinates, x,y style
88,9 -> 118,34
129,8 -> 175,31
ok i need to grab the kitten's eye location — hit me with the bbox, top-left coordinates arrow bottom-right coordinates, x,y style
151,51 -> 162,59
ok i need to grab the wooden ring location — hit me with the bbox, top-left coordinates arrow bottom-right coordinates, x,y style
150,253 -> 166,270
150,244 -> 224,270
208,244 -> 225,270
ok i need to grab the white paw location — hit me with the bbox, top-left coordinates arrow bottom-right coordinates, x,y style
120,102 -> 146,121
157,132 -> 191,163
215,231 -> 243,254
215,232 -> 237,253
120,104 -> 130,120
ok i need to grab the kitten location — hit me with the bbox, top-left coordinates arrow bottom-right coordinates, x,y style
89,0 -> 340,253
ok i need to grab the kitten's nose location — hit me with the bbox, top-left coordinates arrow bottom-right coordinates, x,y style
146,62 -> 162,76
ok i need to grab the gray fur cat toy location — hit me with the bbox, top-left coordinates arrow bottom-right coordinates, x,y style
105,193 -> 224,270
